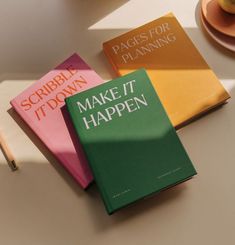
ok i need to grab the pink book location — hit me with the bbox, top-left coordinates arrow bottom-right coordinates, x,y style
10,53 -> 103,188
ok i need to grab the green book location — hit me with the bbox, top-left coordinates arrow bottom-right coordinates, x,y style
65,69 -> 197,214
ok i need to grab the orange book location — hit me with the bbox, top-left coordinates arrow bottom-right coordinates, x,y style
103,13 -> 230,128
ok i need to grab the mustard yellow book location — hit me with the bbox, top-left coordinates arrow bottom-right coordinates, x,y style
103,13 -> 230,128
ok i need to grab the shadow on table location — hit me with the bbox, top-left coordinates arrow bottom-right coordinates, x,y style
0,0 -> 129,82
1,0 -> 234,84
86,181 -> 188,229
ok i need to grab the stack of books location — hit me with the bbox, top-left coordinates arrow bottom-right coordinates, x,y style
10,13 -> 230,214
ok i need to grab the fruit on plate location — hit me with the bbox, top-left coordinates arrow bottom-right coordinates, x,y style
218,0 -> 235,14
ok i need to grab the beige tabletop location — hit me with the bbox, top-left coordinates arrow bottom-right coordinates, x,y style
0,1 -> 235,244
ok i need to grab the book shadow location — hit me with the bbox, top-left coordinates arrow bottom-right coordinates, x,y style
86,179 -> 188,231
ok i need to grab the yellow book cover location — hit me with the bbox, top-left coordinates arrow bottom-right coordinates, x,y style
103,13 -> 230,128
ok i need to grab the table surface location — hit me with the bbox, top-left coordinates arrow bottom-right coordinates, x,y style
0,1 -> 235,244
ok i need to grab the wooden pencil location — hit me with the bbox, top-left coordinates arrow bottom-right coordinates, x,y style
0,130 -> 18,171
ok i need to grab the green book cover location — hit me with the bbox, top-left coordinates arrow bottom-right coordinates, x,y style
65,69 -> 197,214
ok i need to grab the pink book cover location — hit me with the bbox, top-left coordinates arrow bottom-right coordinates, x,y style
10,53 -> 103,188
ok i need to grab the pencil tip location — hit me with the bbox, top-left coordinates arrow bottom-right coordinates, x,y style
9,160 -> 18,171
